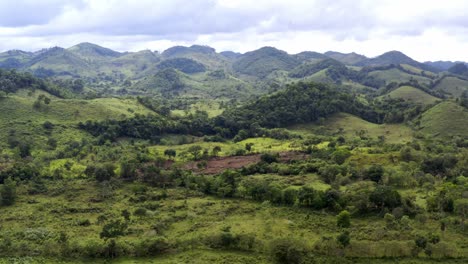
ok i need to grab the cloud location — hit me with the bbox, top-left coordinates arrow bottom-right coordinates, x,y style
0,0 -> 85,27
1,0 -> 468,61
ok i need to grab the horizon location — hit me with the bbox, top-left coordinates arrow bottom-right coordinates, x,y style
0,42 -> 462,64
1,1 -> 468,62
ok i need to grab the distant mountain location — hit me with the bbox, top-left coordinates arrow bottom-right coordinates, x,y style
289,58 -> 345,78
220,51 -> 242,60
26,47 -> 92,76
162,45 -> 227,70
68,42 -> 122,60
156,58 -> 206,74
294,51 -> 328,62
357,51 -> 439,72
448,63 -> 468,76
162,45 -> 216,58
324,51 -> 367,65
424,61 -> 459,71
232,47 -> 299,78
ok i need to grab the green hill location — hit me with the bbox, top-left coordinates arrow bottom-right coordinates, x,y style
0,90 -> 154,149
294,51 -> 328,62
289,59 -> 345,78
26,47 -> 92,77
433,76 -> 468,98
162,45 -> 228,69
290,112 -> 413,144
368,68 -> 432,85
380,86 -> 439,105
67,42 -> 122,61
233,47 -> 299,78
357,51 -> 438,72
109,50 -> 160,78
418,101 -> 468,138
156,58 -> 207,74
324,51 -> 367,65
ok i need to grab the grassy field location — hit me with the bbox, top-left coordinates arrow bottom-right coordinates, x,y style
418,101 -> 468,138
400,64 -> 437,78
379,86 -> 439,105
368,68 -> 432,85
289,113 -> 414,144
433,76 -> 468,98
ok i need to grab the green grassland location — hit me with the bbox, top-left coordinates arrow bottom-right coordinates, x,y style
290,113 -> 414,144
418,101 -> 468,138
0,89 -> 154,151
379,86 -> 440,105
433,76 -> 468,98
400,64 -> 437,78
368,68 -> 432,85
1,176 -> 466,263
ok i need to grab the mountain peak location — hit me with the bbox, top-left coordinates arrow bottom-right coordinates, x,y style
68,42 -> 121,58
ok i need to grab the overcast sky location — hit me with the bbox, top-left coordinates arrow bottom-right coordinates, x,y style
1,0 -> 468,61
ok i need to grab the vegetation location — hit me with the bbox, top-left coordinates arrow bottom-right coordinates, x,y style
0,43 -> 467,263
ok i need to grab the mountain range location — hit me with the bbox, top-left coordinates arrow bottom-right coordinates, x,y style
1,42 -> 468,100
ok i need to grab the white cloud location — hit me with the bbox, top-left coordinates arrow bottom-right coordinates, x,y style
0,0 -> 468,61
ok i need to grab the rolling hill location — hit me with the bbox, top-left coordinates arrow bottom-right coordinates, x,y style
417,101 -> 468,138
232,47 -> 300,78
357,51 -> 438,72
379,86 -> 439,105
433,76 -> 468,98
324,51 -> 367,65
67,42 -> 122,61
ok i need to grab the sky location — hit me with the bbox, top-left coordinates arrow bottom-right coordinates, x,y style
0,0 -> 468,61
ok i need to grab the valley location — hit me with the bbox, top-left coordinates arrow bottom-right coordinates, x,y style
0,43 -> 467,263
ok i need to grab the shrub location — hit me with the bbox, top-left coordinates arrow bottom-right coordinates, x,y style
133,208 -> 147,217
270,238 -> 307,264
337,210 -> 351,228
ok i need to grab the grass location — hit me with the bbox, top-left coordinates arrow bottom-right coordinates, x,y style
379,86 -> 439,105
290,113 -> 414,144
418,101 -> 468,138
368,68 -> 432,85
400,64 -> 437,78
149,137 -> 302,161
171,100 -> 224,118
433,76 -> 468,98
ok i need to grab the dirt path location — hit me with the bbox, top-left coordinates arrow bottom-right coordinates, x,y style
185,151 -> 308,174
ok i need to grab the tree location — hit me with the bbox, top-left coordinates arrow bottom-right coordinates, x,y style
100,220 -> 128,240
1,177 -> 16,206
337,231 -> 350,248
260,153 -> 278,164
331,149 -> 351,165
212,146 -> 221,156
366,164 -> 384,183
187,145 -> 203,160
245,143 -> 254,152
18,143 -> 31,158
370,186 -> 402,210
337,210 -> 351,228
164,149 -> 176,159
455,199 -> 468,230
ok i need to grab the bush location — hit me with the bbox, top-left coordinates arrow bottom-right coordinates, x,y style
100,220 -> 127,239
336,210 -> 351,228
135,237 -> 171,256
270,238 -> 307,264
261,153 -> 279,164
133,208 -> 147,217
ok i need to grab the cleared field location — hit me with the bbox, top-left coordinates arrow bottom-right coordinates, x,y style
290,113 -> 414,144
434,76 -> 468,98
418,101 -> 468,138
368,68 -> 432,85
379,86 -> 439,105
